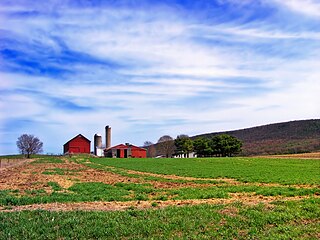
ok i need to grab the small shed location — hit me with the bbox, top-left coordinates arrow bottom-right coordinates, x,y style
104,143 -> 147,158
63,134 -> 91,154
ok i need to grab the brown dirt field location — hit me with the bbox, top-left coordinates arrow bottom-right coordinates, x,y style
258,152 -> 320,159
0,158 -> 141,192
0,157 -> 318,212
0,158 -> 32,170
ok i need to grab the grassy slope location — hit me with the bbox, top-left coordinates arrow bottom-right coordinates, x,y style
92,157 -> 320,185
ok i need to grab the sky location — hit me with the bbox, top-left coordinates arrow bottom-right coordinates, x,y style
1,0 -> 320,155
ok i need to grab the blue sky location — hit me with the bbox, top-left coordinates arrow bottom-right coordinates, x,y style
1,0 -> 320,155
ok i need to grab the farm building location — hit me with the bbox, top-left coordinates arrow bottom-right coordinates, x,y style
63,134 -> 91,154
93,126 -> 111,157
104,143 -> 147,158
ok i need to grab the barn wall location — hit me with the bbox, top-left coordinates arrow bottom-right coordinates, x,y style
64,136 -> 90,154
104,144 -> 146,158
131,148 -> 147,158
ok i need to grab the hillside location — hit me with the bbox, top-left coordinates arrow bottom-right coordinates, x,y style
193,119 -> 320,156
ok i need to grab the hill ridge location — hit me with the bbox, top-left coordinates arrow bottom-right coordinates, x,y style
193,119 -> 320,156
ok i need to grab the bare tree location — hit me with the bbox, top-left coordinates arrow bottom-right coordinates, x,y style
16,134 -> 43,158
143,141 -> 156,158
157,135 -> 175,158
143,141 -> 154,147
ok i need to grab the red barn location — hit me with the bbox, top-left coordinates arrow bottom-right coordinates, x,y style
63,134 -> 91,154
104,143 -> 147,158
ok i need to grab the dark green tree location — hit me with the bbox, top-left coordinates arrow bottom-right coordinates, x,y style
174,135 -> 193,157
193,137 -> 212,157
211,134 -> 242,157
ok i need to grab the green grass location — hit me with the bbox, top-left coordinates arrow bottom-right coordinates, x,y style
47,182 -> 63,192
0,182 -> 157,206
24,189 -> 46,196
42,168 -> 67,175
42,167 -> 83,175
0,183 -> 129,206
81,160 -> 221,185
92,157 -> 320,184
0,198 -> 319,239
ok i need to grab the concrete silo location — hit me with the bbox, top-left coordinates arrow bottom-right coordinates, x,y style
105,125 -> 111,149
94,133 -> 103,156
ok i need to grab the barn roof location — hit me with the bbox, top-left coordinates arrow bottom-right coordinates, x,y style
106,143 -> 146,151
63,134 -> 91,146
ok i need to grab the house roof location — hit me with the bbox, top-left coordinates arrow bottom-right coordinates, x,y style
105,144 -> 146,151
63,134 -> 91,146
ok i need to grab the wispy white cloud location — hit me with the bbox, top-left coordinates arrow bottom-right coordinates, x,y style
196,24 -> 320,41
272,0 -> 320,18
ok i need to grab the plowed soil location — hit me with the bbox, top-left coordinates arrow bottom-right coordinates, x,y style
259,152 -> 320,159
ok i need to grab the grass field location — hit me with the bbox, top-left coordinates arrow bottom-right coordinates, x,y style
0,155 -> 319,239
92,157 -> 320,184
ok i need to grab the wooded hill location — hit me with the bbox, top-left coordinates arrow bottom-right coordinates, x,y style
193,119 -> 320,156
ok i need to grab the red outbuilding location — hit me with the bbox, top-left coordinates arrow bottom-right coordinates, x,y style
63,134 -> 91,154
104,143 -> 147,158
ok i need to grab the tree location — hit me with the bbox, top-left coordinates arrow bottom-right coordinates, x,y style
193,137 -> 212,157
143,141 -> 156,158
16,134 -> 43,158
211,134 -> 242,157
143,141 -> 153,147
174,135 -> 194,158
193,135 -> 242,157
157,135 -> 175,158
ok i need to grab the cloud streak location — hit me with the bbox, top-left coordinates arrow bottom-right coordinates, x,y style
1,0 -> 319,154
273,0 -> 320,18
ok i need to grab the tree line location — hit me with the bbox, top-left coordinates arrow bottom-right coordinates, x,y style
144,134 -> 242,158
15,132 -> 242,159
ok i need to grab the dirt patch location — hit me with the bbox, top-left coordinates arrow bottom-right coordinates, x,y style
1,194 -> 318,212
127,169 -> 238,184
258,152 -> 320,159
75,168 -> 143,185
218,206 -> 239,217
0,158 -> 33,170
